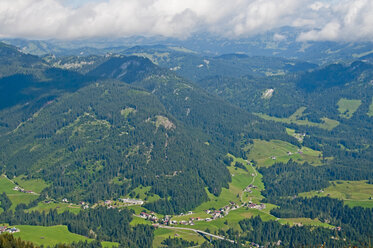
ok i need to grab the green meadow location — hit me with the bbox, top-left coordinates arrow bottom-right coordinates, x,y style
245,139 -> 322,167
279,218 -> 333,228
13,225 -> 118,247
337,98 -> 362,119
153,228 -> 205,248
28,202 -> 82,214
125,185 -> 161,203
255,107 -> 339,130
368,97 -> 373,117
299,180 -> 373,208
13,176 -> 48,194
0,175 -> 39,210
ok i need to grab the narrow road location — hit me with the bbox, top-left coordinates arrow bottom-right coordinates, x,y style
240,160 -> 258,202
157,225 -> 234,243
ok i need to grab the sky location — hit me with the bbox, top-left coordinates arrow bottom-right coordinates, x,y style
0,0 -> 373,42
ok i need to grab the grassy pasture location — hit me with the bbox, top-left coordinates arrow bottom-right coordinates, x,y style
125,185 -> 161,203
337,98 -> 361,119
368,97 -> 373,117
245,139 -> 322,167
299,180 -> 373,208
130,216 -> 153,226
28,202 -> 82,214
13,176 -> 48,194
0,175 -> 39,210
279,218 -> 333,228
255,107 -> 339,130
12,225 -> 118,247
0,175 -> 21,194
153,228 -> 205,248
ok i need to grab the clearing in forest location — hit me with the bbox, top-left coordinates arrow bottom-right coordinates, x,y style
299,180 -> 373,208
337,98 -> 361,119
255,107 -> 339,130
245,139 -> 323,167
368,97 -> 373,117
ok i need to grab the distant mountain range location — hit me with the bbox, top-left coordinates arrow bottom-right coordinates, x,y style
3,27 -> 373,64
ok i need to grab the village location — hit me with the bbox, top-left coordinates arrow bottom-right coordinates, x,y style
13,186 -> 35,194
42,163 -> 268,230
44,197 -> 145,210
138,200 -> 266,226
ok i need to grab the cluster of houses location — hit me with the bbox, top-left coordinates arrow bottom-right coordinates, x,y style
139,212 -> 158,222
271,148 -> 305,160
205,202 -> 240,220
0,226 -> 19,234
79,201 -> 90,209
244,184 -> 258,193
13,186 -> 33,194
172,219 -> 196,225
249,242 -> 261,247
244,202 -> 266,210
333,226 -> 342,232
103,198 -> 144,209
119,198 -> 144,205
294,132 -> 306,142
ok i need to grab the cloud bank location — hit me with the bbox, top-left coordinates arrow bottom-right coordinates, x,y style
0,0 -> 372,42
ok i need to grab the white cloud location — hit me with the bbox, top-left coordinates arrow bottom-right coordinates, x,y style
273,33 -> 286,41
298,0 -> 373,42
0,0 -> 373,42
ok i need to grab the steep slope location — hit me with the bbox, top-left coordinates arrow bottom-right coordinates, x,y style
88,56 -> 161,83
0,43 -> 98,134
0,42 -> 47,78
